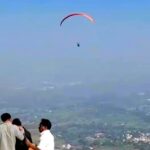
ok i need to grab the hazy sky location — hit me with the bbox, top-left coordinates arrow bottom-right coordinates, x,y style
0,0 -> 150,87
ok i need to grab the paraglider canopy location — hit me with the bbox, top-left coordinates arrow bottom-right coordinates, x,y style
60,13 -> 95,26
60,12 -> 95,47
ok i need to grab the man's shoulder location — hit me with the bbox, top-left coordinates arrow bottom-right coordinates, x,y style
43,130 -> 54,139
0,123 -> 14,132
0,123 -> 10,128
12,124 -> 18,128
0,123 -> 3,126
0,123 -> 3,130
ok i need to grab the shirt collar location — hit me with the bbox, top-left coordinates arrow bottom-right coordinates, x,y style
40,129 -> 50,136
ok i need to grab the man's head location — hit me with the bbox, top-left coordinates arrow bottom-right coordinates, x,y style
1,113 -> 11,122
39,118 -> 52,133
12,118 -> 22,126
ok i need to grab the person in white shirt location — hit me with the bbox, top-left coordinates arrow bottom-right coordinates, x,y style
0,113 -> 24,150
27,118 -> 54,150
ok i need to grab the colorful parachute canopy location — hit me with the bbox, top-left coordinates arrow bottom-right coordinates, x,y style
60,13 -> 95,26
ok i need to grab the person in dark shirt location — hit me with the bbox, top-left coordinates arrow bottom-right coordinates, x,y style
12,118 -> 32,150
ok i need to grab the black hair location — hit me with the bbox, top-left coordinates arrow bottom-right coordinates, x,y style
1,113 -> 11,122
12,118 -> 22,126
40,118 -> 52,130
